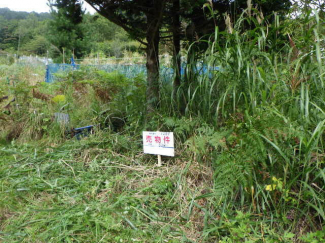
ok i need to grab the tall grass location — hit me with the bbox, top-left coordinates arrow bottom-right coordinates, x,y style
160,9 -> 325,238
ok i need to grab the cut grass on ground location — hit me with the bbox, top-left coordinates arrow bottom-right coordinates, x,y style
0,136 -> 214,242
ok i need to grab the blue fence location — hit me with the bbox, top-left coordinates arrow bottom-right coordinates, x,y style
45,64 -> 80,83
45,63 -> 220,83
45,64 -> 149,83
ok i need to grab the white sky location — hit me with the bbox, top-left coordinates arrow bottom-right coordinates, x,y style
0,0 -> 96,14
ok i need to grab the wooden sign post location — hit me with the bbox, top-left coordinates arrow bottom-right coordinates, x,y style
143,131 -> 174,166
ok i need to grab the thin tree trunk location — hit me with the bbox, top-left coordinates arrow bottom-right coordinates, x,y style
171,0 -> 183,114
172,0 -> 181,91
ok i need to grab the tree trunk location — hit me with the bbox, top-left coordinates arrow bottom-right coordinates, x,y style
171,0 -> 182,113
145,1 -> 163,114
146,35 -> 159,114
172,0 -> 181,92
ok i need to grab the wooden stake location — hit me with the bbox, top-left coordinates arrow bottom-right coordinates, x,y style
63,48 -> 65,64
158,155 -> 162,167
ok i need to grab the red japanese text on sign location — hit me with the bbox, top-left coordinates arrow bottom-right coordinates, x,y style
155,136 -> 161,143
146,135 -> 152,143
143,131 -> 174,157
163,136 -> 170,144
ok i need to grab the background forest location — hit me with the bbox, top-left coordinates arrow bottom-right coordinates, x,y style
0,7 -> 139,61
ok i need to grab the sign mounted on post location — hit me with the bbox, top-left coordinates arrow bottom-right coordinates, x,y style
143,131 -> 174,157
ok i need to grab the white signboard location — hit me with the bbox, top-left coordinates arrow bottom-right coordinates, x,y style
143,131 -> 174,157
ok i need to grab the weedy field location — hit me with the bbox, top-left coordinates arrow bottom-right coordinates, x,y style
1,10 -> 325,243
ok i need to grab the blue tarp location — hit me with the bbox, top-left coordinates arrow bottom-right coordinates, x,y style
45,63 -> 220,83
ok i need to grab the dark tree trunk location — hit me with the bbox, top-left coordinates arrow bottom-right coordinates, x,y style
145,1 -> 165,114
172,0 -> 181,92
146,28 -> 160,114
171,0 -> 184,114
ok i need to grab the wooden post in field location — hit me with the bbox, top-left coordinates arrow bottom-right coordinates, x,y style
157,130 -> 162,167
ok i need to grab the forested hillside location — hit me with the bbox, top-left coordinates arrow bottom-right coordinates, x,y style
0,7 -> 138,60
0,8 -> 51,20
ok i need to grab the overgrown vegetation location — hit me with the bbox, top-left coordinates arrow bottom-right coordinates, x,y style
0,6 -> 324,243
